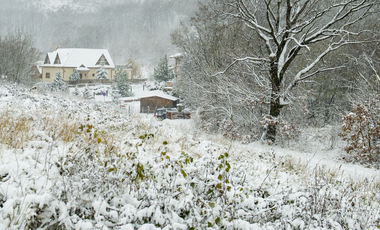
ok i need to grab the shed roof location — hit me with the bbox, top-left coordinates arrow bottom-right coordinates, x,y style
139,93 -> 179,101
170,53 -> 184,59
42,48 -> 115,69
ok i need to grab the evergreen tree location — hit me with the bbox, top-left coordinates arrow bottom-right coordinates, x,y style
112,89 -> 121,104
51,71 -> 68,93
153,54 -> 174,82
72,85 -> 80,96
69,68 -> 80,82
83,84 -> 93,100
112,68 -> 132,97
96,57 -> 108,80
96,67 -> 108,80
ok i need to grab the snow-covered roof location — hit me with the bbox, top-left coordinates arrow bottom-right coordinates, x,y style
35,61 -> 44,74
139,92 -> 179,101
119,85 -> 179,102
42,48 -> 115,69
169,53 -> 184,59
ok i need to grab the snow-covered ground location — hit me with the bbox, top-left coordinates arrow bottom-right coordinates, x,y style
0,82 -> 379,229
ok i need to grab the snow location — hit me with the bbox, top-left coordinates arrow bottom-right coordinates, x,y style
0,82 -> 379,229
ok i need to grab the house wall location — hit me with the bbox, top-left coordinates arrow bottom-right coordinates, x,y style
42,67 -> 115,82
127,70 -> 132,79
140,96 -> 177,113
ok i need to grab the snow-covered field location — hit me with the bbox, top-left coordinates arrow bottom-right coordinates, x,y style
0,82 -> 379,229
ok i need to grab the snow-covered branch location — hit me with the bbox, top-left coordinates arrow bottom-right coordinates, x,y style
211,57 -> 268,77
285,38 -> 352,93
304,0 -> 374,44
364,53 -> 380,82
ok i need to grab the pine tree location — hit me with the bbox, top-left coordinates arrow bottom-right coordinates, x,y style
96,67 -> 108,80
112,89 -> 121,104
51,71 -> 68,93
153,54 -> 174,83
72,85 -> 80,96
83,84 -> 93,100
112,68 -> 132,97
69,68 -> 80,82
96,57 -> 108,80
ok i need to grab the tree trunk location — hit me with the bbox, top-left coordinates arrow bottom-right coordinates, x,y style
266,89 -> 281,143
264,58 -> 282,143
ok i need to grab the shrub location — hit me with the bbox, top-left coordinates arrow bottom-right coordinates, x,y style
340,101 -> 380,159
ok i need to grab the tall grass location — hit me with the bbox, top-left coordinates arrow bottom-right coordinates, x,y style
0,109 -> 80,149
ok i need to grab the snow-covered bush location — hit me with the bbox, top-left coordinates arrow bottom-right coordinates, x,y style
83,84 -> 94,100
258,115 -> 300,146
33,81 -> 52,93
277,120 -> 301,147
72,85 -> 81,96
340,101 -> 380,161
145,81 -> 166,91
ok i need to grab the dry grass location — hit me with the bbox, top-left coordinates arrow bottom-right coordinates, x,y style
279,156 -> 306,174
0,109 -> 80,149
0,113 -> 30,149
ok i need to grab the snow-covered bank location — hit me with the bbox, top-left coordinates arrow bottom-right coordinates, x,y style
0,83 -> 379,229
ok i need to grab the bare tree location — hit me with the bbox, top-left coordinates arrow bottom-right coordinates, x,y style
0,32 -> 40,84
219,0 -> 377,142
127,56 -> 142,79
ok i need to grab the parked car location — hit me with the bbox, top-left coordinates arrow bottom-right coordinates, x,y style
154,108 -> 177,120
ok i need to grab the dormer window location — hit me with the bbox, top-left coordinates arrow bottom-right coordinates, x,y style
54,54 -> 61,64
44,54 -> 51,64
96,54 -> 110,66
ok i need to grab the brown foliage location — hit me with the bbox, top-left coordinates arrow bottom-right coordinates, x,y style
339,102 -> 380,157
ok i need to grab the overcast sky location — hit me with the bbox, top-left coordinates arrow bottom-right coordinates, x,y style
1,0 -> 204,66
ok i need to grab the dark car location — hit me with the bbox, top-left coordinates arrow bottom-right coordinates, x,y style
154,108 -> 177,120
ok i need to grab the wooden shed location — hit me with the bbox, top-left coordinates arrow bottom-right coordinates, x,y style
140,94 -> 179,113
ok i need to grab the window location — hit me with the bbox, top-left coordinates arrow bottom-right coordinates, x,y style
80,74 -> 83,79
92,73 -> 95,77
46,73 -> 50,79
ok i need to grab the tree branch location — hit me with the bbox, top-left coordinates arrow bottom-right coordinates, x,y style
211,57 -> 268,77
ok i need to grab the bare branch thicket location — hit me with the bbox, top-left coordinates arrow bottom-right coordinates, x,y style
172,2 -> 271,140
0,32 -> 40,84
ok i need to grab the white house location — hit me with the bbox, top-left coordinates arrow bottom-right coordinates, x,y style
41,48 -> 123,83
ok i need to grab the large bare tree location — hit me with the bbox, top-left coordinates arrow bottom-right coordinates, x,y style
221,0 -> 377,142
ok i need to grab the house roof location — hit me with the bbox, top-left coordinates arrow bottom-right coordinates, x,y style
170,53 -> 184,59
139,91 -> 179,101
42,48 -> 115,69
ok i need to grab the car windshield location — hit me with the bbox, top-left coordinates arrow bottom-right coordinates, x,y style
156,110 -> 164,115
